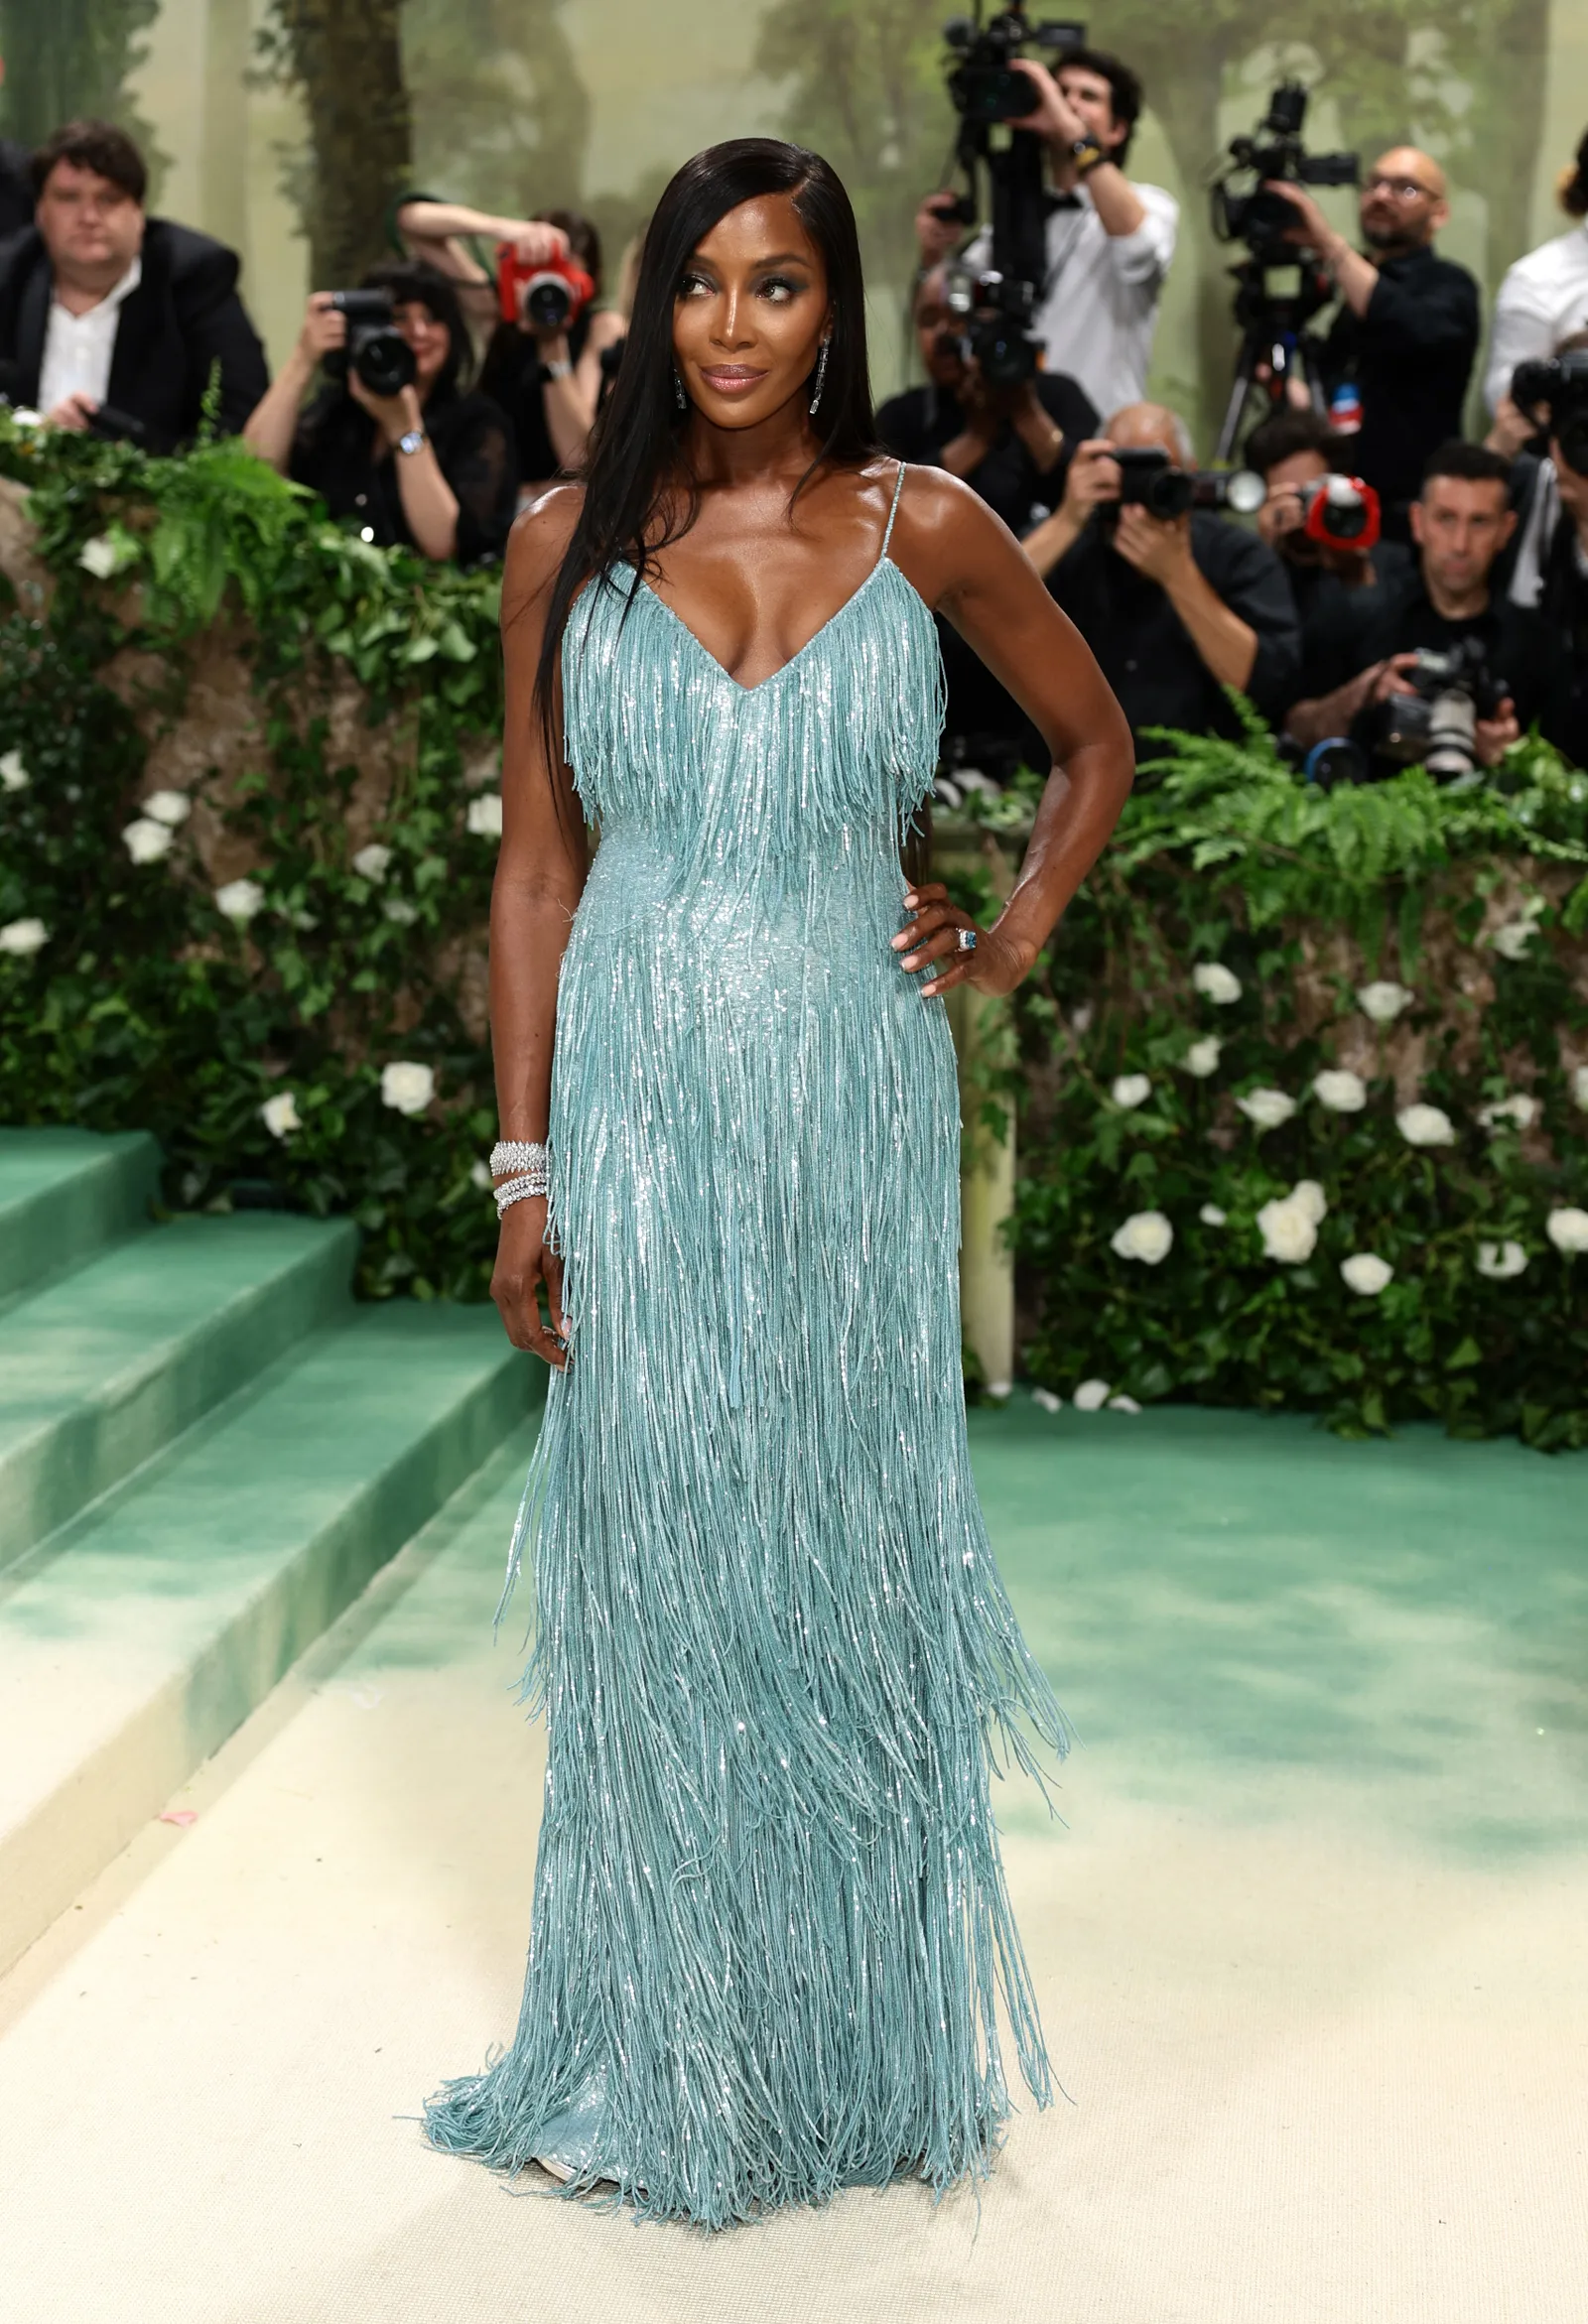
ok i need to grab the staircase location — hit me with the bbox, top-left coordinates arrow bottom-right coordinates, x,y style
0,1128 -> 540,1977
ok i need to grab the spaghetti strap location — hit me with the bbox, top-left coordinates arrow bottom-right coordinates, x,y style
878,457 -> 907,561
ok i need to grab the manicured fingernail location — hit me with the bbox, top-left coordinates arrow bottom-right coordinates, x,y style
903,892 -> 918,906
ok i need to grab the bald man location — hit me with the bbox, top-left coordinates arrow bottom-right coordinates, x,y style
1264,146 -> 1480,539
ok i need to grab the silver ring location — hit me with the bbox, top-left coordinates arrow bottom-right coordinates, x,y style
956,927 -> 978,954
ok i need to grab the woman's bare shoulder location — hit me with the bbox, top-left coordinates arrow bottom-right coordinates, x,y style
881,462 -> 1023,604
503,483 -> 585,604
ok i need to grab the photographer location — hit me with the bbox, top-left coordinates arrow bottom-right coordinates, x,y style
1284,444 -> 1542,765
1022,402 -> 1300,749
0,119 -> 267,451
396,196 -> 622,485
1484,128 -> 1588,416
1503,357 -> 1588,766
242,260 -> 515,569
923,46 -> 1177,419
1264,148 -> 1479,539
878,264 -> 1096,764
1246,408 -> 1411,699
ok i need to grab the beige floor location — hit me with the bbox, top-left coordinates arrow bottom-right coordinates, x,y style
1,1427 -> 1584,2323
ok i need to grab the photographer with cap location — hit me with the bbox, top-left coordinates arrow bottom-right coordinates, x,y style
395,196 -> 623,486
1022,402 -> 1300,753
1246,408 -> 1411,700
1283,443 -> 1544,766
0,118 -> 267,451
877,262 -> 1096,765
242,259 -> 515,568
1484,129 -> 1588,420
1263,148 -> 1478,541
918,45 -> 1177,421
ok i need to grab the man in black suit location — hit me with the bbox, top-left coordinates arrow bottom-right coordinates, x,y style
0,119 -> 267,452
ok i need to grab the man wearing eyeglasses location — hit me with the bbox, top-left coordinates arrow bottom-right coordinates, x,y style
1263,148 -> 1480,543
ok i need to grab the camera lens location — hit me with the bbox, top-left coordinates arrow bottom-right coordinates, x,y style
352,327 -> 417,400
526,279 -> 575,331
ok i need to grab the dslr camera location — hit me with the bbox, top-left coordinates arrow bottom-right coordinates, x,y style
1101,446 -> 1265,522
1511,349 -> 1588,476
1212,81 -> 1358,265
496,246 -> 596,335
1363,640 -> 1508,779
1272,473 -> 1383,564
323,291 -> 416,400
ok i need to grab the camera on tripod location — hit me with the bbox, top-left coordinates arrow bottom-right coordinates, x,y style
938,8 -> 1087,389
1212,81 -> 1358,265
1511,349 -> 1588,475
322,291 -> 416,400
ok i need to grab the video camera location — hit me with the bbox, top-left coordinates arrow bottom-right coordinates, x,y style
1304,639 -> 1508,786
940,7 -> 1086,387
1099,446 -> 1265,523
1511,349 -> 1588,476
323,292 -> 416,400
1212,81 -> 1359,266
496,247 -> 596,335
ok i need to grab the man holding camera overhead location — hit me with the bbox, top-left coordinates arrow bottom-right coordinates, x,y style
0,119 -> 267,452
918,44 -> 1177,420
1020,404 -> 1301,755
1263,148 -> 1479,540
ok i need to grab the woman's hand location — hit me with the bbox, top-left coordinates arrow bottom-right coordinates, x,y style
490,1198 -> 570,1368
348,372 -> 424,447
892,882 -> 1030,999
297,292 -> 348,370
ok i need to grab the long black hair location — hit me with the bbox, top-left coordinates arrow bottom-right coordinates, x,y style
532,137 -> 879,753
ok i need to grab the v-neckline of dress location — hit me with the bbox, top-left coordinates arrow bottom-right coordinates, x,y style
636,558 -> 896,698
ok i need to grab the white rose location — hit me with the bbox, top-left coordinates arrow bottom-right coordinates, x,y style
1069,1001 -> 1095,1034
121,816 -> 173,864
1357,980 -> 1412,1023
1476,1239 -> 1527,1280
1396,1102 -> 1455,1148
1237,1088 -> 1296,1131
1257,1195 -> 1318,1264
8,406 -> 43,430
1111,1073 -> 1151,1109
214,877 -> 265,925
380,1060 -> 435,1116
1111,1209 -> 1174,1265
382,898 -> 418,926
1199,1202 -> 1227,1226
1192,962 -> 1242,1005
1572,1066 -> 1588,1112
1072,1378 -> 1111,1411
1030,1386 -> 1063,1414
1184,1036 -> 1222,1079
1312,1067 -> 1366,1112
1290,1179 -> 1328,1226
0,916 -> 49,957
1489,902 -> 1542,960
1476,1094 -> 1537,1132
468,1158 -> 493,1191
1107,1393 -> 1142,1413
351,842 -> 393,882
1340,1251 -> 1392,1296
143,789 -> 192,828
77,534 -> 124,580
260,1091 -> 301,1139
466,792 -> 504,838
0,747 -> 28,792
1545,1207 -> 1588,1255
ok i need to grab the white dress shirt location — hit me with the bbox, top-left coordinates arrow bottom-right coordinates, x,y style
1483,221 -> 1588,414
37,256 -> 144,415
964,179 -> 1179,423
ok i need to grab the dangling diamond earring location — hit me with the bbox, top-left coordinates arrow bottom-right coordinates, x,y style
809,337 -> 831,416
673,364 -> 688,412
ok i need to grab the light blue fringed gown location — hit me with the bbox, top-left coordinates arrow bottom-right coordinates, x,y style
424,461 -> 1071,2225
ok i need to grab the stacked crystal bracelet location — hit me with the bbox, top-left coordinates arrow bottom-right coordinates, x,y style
490,1139 -> 549,1218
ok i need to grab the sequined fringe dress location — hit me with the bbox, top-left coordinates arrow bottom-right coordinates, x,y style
423,465 -> 1070,2226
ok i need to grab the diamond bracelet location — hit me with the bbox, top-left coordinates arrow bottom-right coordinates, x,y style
495,1171 -> 547,1219
490,1139 -> 549,1178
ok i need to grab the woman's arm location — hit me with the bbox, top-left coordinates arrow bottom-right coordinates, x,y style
489,488 -> 591,1363
889,465 -> 1134,998
344,376 -> 461,562
242,294 -> 344,472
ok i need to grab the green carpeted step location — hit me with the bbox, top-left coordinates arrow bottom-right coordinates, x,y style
0,1128 -> 162,1306
0,1212 -> 358,1572
0,1300 -> 538,1976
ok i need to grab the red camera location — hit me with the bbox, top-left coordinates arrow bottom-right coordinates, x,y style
496,246 -> 596,334
1301,474 -> 1381,554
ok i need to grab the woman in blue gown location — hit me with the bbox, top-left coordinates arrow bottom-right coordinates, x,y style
423,138 -> 1133,2226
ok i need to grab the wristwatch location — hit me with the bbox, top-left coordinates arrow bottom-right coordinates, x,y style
1069,137 -> 1105,174
396,427 -> 427,456
541,357 -> 573,382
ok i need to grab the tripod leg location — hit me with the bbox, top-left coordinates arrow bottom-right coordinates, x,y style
1216,340 -> 1258,463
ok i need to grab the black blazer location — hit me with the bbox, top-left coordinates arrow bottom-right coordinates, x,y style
0,215 -> 269,452
0,141 -> 31,241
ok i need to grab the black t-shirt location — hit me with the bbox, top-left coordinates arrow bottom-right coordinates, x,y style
290,383 -> 518,568
1044,511 -> 1301,758
0,141 -> 32,242
1323,566 -> 1546,724
874,371 -> 1098,536
1285,537 -> 1415,701
1320,247 -> 1480,529
1530,519 -> 1588,766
